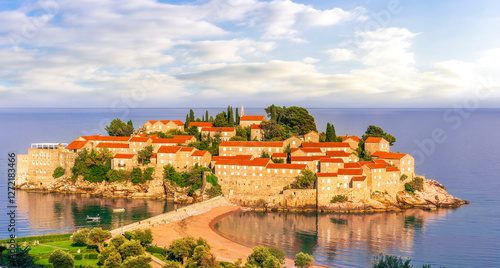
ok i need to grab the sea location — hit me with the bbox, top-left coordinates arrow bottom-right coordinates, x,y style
0,108 -> 499,267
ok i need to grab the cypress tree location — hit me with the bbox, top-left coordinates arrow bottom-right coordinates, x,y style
228,106 -> 235,127
205,110 -> 209,122
235,107 -> 240,125
326,123 -> 335,142
185,114 -> 190,129
189,109 -> 195,122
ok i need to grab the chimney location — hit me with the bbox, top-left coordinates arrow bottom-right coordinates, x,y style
241,106 -> 244,117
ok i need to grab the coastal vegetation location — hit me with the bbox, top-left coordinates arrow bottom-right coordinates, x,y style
372,254 -> 444,268
265,105 -> 317,136
106,118 -> 135,137
52,166 -> 65,178
362,125 -> 396,146
404,177 -> 424,195
163,164 -> 217,195
294,252 -> 314,268
331,195 -> 347,203
289,169 -> 316,189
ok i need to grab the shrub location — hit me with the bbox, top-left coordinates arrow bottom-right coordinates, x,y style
272,158 -> 284,163
121,255 -> 152,268
132,168 -> 144,184
206,173 -> 219,187
295,252 -> 314,268
405,183 -> 415,194
373,254 -> 412,268
52,166 -> 65,178
71,228 -> 90,246
103,252 -> 122,268
400,174 -> 408,181
290,169 -> 316,189
85,253 -> 99,259
163,260 -> 183,268
260,151 -> 270,158
206,185 -> 222,198
119,240 -> 145,260
331,195 -> 346,203
48,249 -> 74,268
145,245 -> 165,255
409,177 -> 424,192
74,253 -> 83,260
110,234 -> 127,248
246,246 -> 285,267
106,169 -> 131,182
98,245 -> 117,265
143,167 -> 155,181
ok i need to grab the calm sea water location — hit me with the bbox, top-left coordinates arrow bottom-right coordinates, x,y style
0,108 -> 499,267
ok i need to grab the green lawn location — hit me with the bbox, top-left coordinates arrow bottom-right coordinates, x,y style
16,240 -> 101,267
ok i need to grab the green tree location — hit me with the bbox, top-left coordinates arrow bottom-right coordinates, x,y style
0,245 -> 6,266
261,120 -> 286,141
372,254 -> 412,268
106,169 -> 131,182
295,252 -> 314,268
131,229 -> 154,246
190,109 -> 196,123
110,234 -> 127,248
290,169 -> 316,189
245,246 -> 285,268
71,228 -> 90,246
121,255 -> 152,268
119,240 -> 145,260
213,111 -> 229,127
72,148 -> 113,182
48,249 -> 74,268
362,125 -> 396,146
88,227 -> 112,251
206,110 -> 210,122
260,151 -> 271,158
7,244 -> 35,267
235,107 -> 240,125
163,260 -> 183,268
227,106 -> 235,127
52,166 -> 65,178
264,105 -> 317,136
325,123 -> 336,142
104,252 -> 122,268
99,245 -> 118,265
185,114 -> 191,129
106,118 -> 134,137
138,145 -> 154,165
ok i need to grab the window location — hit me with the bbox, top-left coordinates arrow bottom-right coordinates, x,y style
408,161 -> 411,165
224,172 -> 226,175
327,179 -> 330,183
169,160 -> 172,164
223,147 -> 226,151
327,187 -> 330,190
292,141 -> 295,145
344,183 -> 347,188
161,160 -> 164,164
326,163 -> 329,167
378,182 -> 380,186
337,183 -> 340,187
239,148 -> 242,152
322,187 -> 324,190
357,184 -> 361,188
402,161 -> 405,164
379,175 -> 381,179
259,167 -> 262,170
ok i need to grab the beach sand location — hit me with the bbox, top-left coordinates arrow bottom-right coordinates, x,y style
150,205 -> 325,267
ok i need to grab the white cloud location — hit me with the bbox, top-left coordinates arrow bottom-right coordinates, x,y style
326,48 -> 356,62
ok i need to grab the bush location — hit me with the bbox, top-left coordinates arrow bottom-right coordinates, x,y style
206,173 -> 219,187
146,245 -> 167,256
143,167 -> 155,181
85,253 -> 99,259
132,168 -> 144,184
74,253 -> 83,260
98,245 -> 117,265
373,254 -> 412,268
272,158 -> 284,163
163,260 -> 183,268
206,185 -> 222,198
400,174 -> 408,181
106,169 -> 131,182
71,228 -> 90,246
330,195 -> 346,203
409,177 -> 424,192
48,249 -> 74,268
246,246 -> 285,267
52,166 -> 65,178
405,183 -> 415,194
290,169 -> 316,189
295,252 -> 314,268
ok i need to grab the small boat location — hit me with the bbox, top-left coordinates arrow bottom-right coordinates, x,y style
113,208 -> 125,213
86,214 -> 101,222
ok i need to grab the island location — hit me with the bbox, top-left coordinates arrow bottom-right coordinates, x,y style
15,105 -> 468,213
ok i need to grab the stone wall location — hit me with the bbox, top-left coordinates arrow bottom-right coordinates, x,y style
228,189 -> 317,210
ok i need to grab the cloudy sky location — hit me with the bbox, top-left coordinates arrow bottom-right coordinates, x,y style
1,0 -> 500,108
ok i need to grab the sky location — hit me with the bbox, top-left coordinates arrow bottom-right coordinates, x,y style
1,0 -> 500,108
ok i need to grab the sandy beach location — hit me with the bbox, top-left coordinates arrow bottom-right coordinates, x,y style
151,205 -> 325,267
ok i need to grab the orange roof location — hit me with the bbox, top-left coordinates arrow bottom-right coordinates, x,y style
326,151 -> 352,157
352,176 -> 367,181
201,127 -> 235,132
365,137 -> 384,143
272,153 -> 287,158
192,150 -> 209,156
129,137 -> 150,142
240,115 -> 265,121
174,135 -> 195,140
172,120 -> 184,126
180,147 -> 195,152
150,153 -> 157,159
301,142 -> 350,148
320,158 -> 344,163
250,125 -> 262,130
343,163 -> 361,169
291,156 -> 314,162
212,155 -> 253,162
220,141 -> 283,147
373,159 -> 390,165
341,136 -> 360,142
114,154 -> 135,159
152,138 -> 187,144
66,141 -> 88,150
96,143 -> 129,148
337,168 -> 364,176
386,166 -> 400,172
146,120 -> 158,124
267,163 -> 306,170
189,122 -> 212,127
215,158 -> 270,167
157,146 -> 182,154
291,148 -> 322,153
316,173 -> 337,177
81,135 -> 131,142
373,152 -> 408,160
304,131 -> 318,135
365,163 -> 387,169
358,161 -> 372,166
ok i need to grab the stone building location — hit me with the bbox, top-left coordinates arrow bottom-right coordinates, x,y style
239,115 -> 265,127
290,148 -> 324,157
142,120 -> 184,133
283,136 -> 302,148
365,137 -> 390,155
290,156 -> 329,173
156,146 -> 211,171
250,125 -> 263,141
219,141 -> 284,157
319,158 -> 344,173
151,138 -> 189,152
303,131 -> 320,143
111,154 -> 137,171
96,142 -> 130,153
189,122 -> 212,132
200,127 -> 236,141
326,151 -> 359,163
371,152 -> 415,179
340,135 -> 360,150
129,137 -> 152,153
301,142 -> 353,153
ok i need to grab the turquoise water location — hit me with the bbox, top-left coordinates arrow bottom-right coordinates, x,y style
0,108 -> 499,267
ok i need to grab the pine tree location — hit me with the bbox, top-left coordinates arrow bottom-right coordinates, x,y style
8,244 -> 35,267
185,114 -> 190,129
189,109 -> 195,122
235,107 -> 240,125
205,110 -> 209,122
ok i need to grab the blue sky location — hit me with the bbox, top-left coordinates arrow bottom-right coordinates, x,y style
1,0 -> 499,108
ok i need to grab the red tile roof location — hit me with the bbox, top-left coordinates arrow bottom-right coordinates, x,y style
150,153 -> 157,159
320,158 -> 344,163
66,141 -> 88,150
152,138 -> 187,144
220,141 -> 283,147
291,156 -> 314,162
326,151 -> 352,157
192,150 -> 209,156
352,176 -> 367,181
180,147 -> 195,152
301,142 -> 350,148
343,163 -> 361,169
267,163 -> 306,170
372,152 -> 408,160
365,163 -> 387,169
337,168 -> 364,176
240,115 -> 265,121
316,173 -> 337,177
250,125 -> 263,130
146,120 -> 158,124
215,158 -> 271,167
373,159 -> 390,165
96,143 -> 129,148
81,135 -> 131,142
212,155 -> 254,162
341,136 -> 360,142
365,137 -> 384,143
129,137 -> 150,142
272,153 -> 287,158
189,122 -> 212,127
174,135 -> 195,140
386,166 -> 400,172
291,148 -> 322,153
157,146 -> 182,154
172,120 -> 184,126
114,154 -> 135,159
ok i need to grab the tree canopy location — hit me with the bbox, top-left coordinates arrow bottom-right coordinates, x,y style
105,118 -> 134,137
48,249 -> 74,268
264,105 -> 317,136
362,125 -> 396,146
290,169 -> 316,189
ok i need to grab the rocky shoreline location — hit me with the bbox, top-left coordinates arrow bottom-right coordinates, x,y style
16,177 -> 468,212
